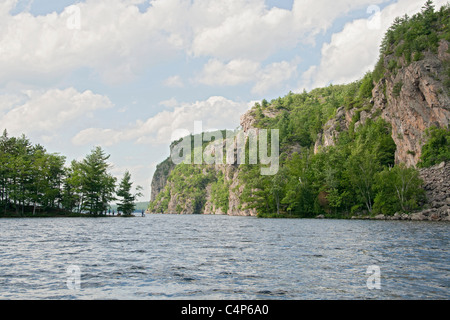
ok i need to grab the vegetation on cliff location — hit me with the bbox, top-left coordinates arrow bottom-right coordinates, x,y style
374,0 -> 450,83
240,103 -> 426,217
418,126 -> 450,168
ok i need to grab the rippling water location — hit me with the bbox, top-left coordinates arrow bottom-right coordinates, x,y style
0,215 -> 448,300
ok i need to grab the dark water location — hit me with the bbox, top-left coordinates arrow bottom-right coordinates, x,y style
0,215 -> 448,300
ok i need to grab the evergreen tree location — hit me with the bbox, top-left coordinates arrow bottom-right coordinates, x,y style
80,146 -> 116,215
116,170 -> 142,216
61,160 -> 83,213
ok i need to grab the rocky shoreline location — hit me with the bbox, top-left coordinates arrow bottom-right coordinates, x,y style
347,161 -> 450,222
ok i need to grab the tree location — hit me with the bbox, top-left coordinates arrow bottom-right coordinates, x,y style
346,150 -> 379,214
422,0 -> 435,15
373,164 -> 425,215
358,71 -> 374,100
61,160 -> 84,213
270,169 -> 287,215
116,171 -> 143,216
80,146 -> 116,215
418,126 -> 450,168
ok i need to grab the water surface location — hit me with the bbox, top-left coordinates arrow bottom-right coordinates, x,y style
0,215 -> 448,299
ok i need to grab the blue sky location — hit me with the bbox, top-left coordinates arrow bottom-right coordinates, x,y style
0,0 -> 446,201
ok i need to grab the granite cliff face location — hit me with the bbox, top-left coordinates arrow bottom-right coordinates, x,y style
374,40 -> 450,167
149,125 -> 258,216
314,106 -> 355,154
150,157 -> 175,202
314,40 -> 450,167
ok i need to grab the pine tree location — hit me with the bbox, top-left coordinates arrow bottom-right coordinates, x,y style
422,0 -> 435,14
116,171 -> 142,216
80,146 -> 116,215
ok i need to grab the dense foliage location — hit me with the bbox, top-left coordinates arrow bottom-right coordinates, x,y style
0,130 -> 139,217
0,130 -> 66,216
239,91 -> 425,218
418,126 -> 450,167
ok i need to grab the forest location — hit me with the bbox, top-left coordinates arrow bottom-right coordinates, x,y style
0,130 -> 141,217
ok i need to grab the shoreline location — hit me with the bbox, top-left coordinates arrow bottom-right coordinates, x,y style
3,210 -> 449,221
0,212 -> 138,219
144,211 -> 450,222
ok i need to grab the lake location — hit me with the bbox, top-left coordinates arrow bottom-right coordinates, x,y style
0,215 -> 448,300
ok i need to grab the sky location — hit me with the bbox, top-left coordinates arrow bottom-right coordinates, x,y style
0,0 -> 447,202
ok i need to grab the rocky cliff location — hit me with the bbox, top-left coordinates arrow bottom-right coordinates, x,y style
149,128 -> 258,216
149,5 -> 449,217
374,40 -> 450,167
150,157 -> 175,202
314,40 -> 450,167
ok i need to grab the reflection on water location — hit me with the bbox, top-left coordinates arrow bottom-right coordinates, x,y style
0,215 -> 448,299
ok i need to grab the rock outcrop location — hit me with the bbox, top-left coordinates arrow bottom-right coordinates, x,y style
150,157 -> 175,202
314,106 -> 355,154
374,40 -> 450,167
416,161 -> 450,221
314,40 -> 450,167
149,113 -> 260,216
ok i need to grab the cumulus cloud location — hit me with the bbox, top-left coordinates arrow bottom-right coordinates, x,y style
251,59 -> 299,95
196,58 -> 299,95
72,96 -> 252,147
163,75 -> 184,88
0,87 -> 113,137
0,0 -> 178,85
189,0 -> 387,61
196,59 -> 261,86
0,0 -> 392,86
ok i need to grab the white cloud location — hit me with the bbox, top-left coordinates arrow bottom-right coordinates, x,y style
0,0 -> 180,85
196,59 -> 260,86
159,97 -> 179,108
251,59 -> 299,95
0,87 -> 113,137
0,0 -> 392,86
72,96 -> 252,147
196,58 -> 299,95
190,3 -> 292,60
189,0 -> 387,61
163,75 -> 184,88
